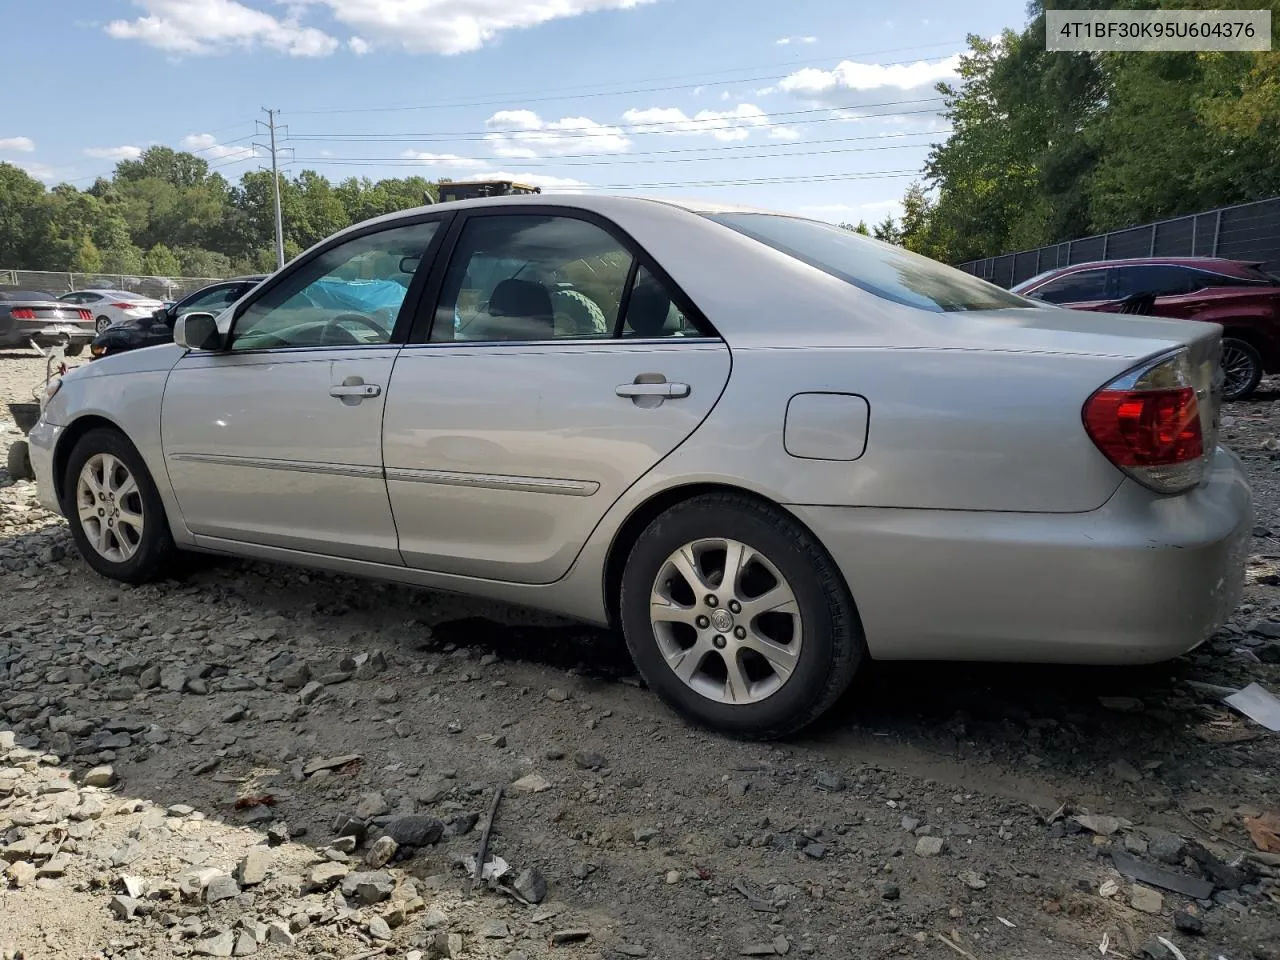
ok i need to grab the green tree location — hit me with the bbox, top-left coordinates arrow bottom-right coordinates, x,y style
872,216 -> 902,245
142,243 -> 182,277
838,220 -> 871,235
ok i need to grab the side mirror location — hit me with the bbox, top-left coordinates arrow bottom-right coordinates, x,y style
174,312 -> 224,351
150,307 -> 168,323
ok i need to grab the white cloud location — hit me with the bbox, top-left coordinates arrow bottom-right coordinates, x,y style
106,0 -> 339,57
484,110 -> 630,158
348,35 -> 370,54
484,171 -> 586,192
798,198 -> 902,223
779,54 -> 960,114
182,133 -> 256,162
400,151 -> 490,170
776,35 -> 817,45
621,104 -> 794,142
0,137 -> 36,153
14,161 -> 61,183
84,145 -> 144,161
298,0 -> 655,55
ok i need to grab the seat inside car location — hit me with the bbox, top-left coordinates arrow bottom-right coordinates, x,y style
485,278 -> 555,340
624,278 -> 672,337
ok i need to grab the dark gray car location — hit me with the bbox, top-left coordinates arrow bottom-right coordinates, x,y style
0,288 -> 97,353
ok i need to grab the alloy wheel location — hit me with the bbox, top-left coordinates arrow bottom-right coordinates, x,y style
649,538 -> 803,704
1222,342 -> 1258,400
75,453 -> 145,562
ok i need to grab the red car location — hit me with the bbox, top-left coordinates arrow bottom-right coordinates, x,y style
1012,257 -> 1280,400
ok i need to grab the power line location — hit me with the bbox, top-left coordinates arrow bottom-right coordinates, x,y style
567,170 -> 922,189
290,42 -> 963,115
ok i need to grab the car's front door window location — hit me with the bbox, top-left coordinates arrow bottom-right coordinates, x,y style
176,285 -> 242,322
1031,269 -> 1108,304
231,221 -> 439,351
432,215 -> 634,342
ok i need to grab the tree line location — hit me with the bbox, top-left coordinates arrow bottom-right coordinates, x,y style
0,148 -> 440,277
887,0 -> 1280,264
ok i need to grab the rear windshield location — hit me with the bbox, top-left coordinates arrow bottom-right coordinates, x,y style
0,290 -> 54,301
707,213 -> 1034,313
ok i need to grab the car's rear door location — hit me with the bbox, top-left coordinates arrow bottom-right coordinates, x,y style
160,214 -> 449,563
381,208 -> 732,584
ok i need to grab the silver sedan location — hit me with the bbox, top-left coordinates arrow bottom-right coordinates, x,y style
28,195 -> 1252,738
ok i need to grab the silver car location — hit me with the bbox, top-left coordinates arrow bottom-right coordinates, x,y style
28,195 -> 1252,738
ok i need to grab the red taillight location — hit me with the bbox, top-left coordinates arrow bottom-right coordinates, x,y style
9,308 -> 35,319
78,309 -> 92,321
110,302 -> 137,310
1082,349 -> 1208,494
1084,387 -> 1203,466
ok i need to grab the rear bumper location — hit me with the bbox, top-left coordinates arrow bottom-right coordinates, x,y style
788,447 -> 1251,665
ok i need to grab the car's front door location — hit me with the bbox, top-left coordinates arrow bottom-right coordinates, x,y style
381,210 -> 732,584
160,217 -> 446,563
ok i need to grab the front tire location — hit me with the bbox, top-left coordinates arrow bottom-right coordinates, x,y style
619,493 -> 864,739
63,427 -> 177,584
1222,337 -> 1263,401
95,315 -> 112,334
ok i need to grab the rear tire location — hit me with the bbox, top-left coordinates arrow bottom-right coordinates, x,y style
63,427 -> 178,584
95,315 -> 112,334
619,493 -> 864,739
1222,337 -> 1263,401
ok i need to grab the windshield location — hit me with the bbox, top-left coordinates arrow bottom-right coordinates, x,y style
707,213 -> 1035,313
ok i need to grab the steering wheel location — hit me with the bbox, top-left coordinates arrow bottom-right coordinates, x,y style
320,312 -> 388,345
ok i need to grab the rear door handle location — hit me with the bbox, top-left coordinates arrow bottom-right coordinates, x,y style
330,383 -> 381,398
616,382 -> 690,399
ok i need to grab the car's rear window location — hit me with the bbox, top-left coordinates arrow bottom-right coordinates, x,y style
706,213 -> 1034,313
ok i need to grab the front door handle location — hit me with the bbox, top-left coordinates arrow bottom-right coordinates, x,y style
616,382 -> 690,399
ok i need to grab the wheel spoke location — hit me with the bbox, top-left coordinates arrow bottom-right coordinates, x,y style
650,595 -> 700,626
78,502 -> 100,525
720,540 -> 750,595
740,632 -> 800,682
116,507 -> 144,535
739,584 -> 800,623
668,545 -> 711,594
93,520 -> 110,556
666,636 -> 713,685
115,474 -> 139,501
725,653 -> 753,703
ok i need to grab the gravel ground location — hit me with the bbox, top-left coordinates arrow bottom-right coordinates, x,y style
2,347 -> 1279,960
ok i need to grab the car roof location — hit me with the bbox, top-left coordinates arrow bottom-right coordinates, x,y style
1035,256 -> 1255,273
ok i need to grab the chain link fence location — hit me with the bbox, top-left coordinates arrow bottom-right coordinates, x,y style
957,196 -> 1280,288
0,269 -> 226,303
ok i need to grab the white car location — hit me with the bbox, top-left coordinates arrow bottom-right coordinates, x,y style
58,289 -> 166,333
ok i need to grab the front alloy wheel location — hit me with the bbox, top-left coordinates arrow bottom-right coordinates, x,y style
75,453 -> 145,562
1221,337 -> 1263,401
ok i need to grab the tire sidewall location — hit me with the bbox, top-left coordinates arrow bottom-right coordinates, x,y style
620,499 -> 857,737
64,428 -> 173,582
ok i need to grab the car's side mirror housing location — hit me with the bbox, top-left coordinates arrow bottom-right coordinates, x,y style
174,312 -> 224,351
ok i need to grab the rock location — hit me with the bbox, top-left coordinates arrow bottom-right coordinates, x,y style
355,791 -> 390,819
121,876 -> 146,899
881,883 -> 901,901
374,685 -> 399,704
205,874 -> 241,903
194,931 -> 236,957
480,919 -> 510,938
1147,831 -> 1186,865
160,666 -> 187,693
959,870 -> 987,890
5,861 -> 36,888
264,923 -> 295,946
306,862 -> 348,891
1252,620 -> 1280,638
549,930 -> 591,946
366,917 -> 392,941
1109,759 -> 1143,784
108,895 -> 140,920
573,750 -> 606,770
430,932 -> 464,958
546,688 -> 570,702
665,869 -> 682,884
341,870 -> 395,905
82,765 -> 117,788
236,849 -> 271,887
232,932 -> 256,957
900,816 -> 921,832
1130,884 -> 1164,914
802,842 -> 826,860
915,836 -> 944,857
138,665 -> 162,689
617,946 -> 648,958
1073,814 -> 1126,836
633,826 -> 658,843
352,650 -> 388,680
1124,834 -> 1149,855
511,773 -> 552,794
1174,904 -> 1205,934
382,815 -> 443,847
302,754 -> 361,776
513,866 -> 547,904
279,662 -> 311,690
298,681 -> 323,704
815,771 -> 846,792
365,835 -> 398,869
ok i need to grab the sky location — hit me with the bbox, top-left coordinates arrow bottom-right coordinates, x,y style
2,0 -> 1027,225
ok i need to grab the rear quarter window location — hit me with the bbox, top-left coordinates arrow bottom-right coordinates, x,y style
706,213 -> 1034,313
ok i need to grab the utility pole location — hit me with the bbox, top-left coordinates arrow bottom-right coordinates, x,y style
254,108 -> 290,271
